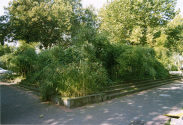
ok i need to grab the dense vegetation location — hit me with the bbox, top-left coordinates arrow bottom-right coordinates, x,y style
0,0 -> 183,100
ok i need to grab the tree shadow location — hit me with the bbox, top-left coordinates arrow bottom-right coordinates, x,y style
1,80 -> 183,125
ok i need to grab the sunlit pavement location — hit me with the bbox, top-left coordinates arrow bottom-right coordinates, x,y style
1,80 -> 183,125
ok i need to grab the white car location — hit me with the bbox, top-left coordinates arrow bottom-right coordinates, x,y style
0,67 -> 12,74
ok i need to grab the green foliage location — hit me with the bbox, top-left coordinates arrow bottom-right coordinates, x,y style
154,47 -> 175,70
2,40 -> 170,100
1,0 -> 179,101
71,7 -> 98,45
115,46 -> 169,80
5,0 -> 73,48
0,45 -> 12,56
165,14 -> 183,53
93,38 -> 169,80
0,15 -> 11,45
1,0 -> 98,48
0,45 -> 15,69
93,36 -> 117,79
21,42 -> 109,100
0,42 -> 37,76
12,44 -> 37,76
0,53 -> 14,69
38,60 -> 108,100
99,0 -> 177,45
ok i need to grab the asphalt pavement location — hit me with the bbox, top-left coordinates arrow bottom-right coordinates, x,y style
1,80 -> 183,125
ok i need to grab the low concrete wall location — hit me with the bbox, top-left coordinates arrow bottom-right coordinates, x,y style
51,77 -> 182,108
52,93 -> 106,108
19,76 -> 182,108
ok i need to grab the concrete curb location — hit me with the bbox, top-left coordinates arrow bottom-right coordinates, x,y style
18,76 -> 182,109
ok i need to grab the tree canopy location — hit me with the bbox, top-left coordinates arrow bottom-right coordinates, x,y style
2,0 -> 73,48
99,0 -> 177,45
0,0 -> 98,48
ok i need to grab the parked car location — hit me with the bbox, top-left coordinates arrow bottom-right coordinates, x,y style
0,67 -> 12,74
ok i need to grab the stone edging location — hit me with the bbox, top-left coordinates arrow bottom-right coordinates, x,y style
18,77 -> 182,108
51,78 -> 182,108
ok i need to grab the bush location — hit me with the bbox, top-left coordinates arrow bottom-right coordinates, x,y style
94,41 -> 169,80
0,53 -> 14,69
57,60 -> 108,97
0,42 -> 38,76
115,45 -> 169,80
37,60 -> 108,100
94,42 -> 169,80
0,45 -> 13,68
0,45 -> 12,56
24,43 -> 109,100
12,45 -> 37,76
154,47 -> 179,71
2,40 -> 169,100
93,34 -> 118,80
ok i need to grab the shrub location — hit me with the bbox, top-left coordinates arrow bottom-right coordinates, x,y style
57,60 -> 108,97
0,53 -> 14,69
115,46 -> 169,80
0,45 -> 13,68
154,47 -> 178,71
93,34 -> 119,80
0,42 -> 38,76
12,45 -> 37,76
3,40 -> 169,100
37,60 -> 108,100
25,43 -> 109,100
94,42 -> 169,80
0,45 -> 12,56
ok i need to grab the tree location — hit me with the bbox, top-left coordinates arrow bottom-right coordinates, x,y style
3,0 -> 73,48
65,0 -> 98,44
165,14 -> 183,53
1,0 -> 98,48
71,7 -> 98,44
99,0 -> 177,45
0,15 -> 11,45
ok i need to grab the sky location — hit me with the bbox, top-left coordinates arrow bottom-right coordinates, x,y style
0,0 -> 183,16
82,0 -> 108,10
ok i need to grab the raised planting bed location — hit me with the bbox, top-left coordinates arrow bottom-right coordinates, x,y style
50,75 -> 182,108
18,75 -> 182,108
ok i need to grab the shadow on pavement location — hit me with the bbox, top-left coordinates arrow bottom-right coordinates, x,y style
1,80 -> 183,125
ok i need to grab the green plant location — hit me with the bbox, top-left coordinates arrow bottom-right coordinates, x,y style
0,45 -> 12,56
38,60 -> 108,100
57,60 -> 108,97
0,53 -> 14,69
99,0 -> 176,45
154,47 -> 179,71
0,42 -> 38,76
2,40 -> 170,100
23,43 -> 109,100
116,46 -> 169,80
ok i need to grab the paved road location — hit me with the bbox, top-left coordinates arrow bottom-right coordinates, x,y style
1,80 -> 183,125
